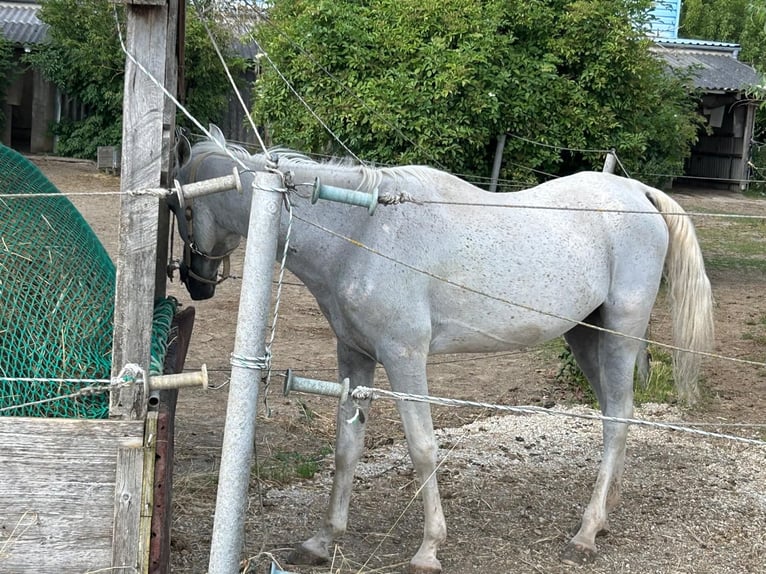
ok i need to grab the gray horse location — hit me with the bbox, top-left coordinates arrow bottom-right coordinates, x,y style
171,128 -> 714,573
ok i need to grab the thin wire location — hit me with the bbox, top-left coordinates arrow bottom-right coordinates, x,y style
0,385 -> 110,414
0,376 -> 111,384
261,194 -> 294,415
349,386 -> 766,447
256,48 -> 363,163
112,5 -> 250,172
505,160 -> 560,179
11,185 -> 757,221
189,0 -> 270,157
613,152 -> 632,178
293,213 -> 765,369
0,191 -> 122,199
415,200 -> 766,220
11,175 -> 759,221
506,133 -> 611,155
635,172 -> 766,185
254,12 -> 449,171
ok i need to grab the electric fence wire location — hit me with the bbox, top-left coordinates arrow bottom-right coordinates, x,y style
104,5 -> 766,432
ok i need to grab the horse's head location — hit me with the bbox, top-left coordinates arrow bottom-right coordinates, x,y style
169,128 -> 242,300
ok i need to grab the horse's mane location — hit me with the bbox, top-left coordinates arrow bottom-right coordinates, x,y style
190,139 -> 253,163
266,147 -> 443,194
191,138 -> 453,195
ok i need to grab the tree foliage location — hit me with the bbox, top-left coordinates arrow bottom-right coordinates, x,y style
251,0 -> 701,186
26,0 -> 241,158
681,0 -> 766,70
679,0 -> 750,42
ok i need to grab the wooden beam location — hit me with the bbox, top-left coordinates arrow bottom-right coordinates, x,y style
112,446 -> 146,571
110,1 -> 170,420
0,418 -> 144,573
139,412 -> 159,573
110,414 -> 160,574
155,0 -> 180,295
739,102 -> 757,191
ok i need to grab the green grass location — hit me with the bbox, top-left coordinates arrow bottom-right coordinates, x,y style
689,207 -> 766,272
556,341 -> 676,407
741,313 -> 766,357
254,446 -> 334,485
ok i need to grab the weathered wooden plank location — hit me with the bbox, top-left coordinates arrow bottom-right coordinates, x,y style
111,1 -> 169,420
112,446 -> 145,571
155,0 -> 179,294
1,512 -> 113,568
162,0 -> 179,182
0,418 -> 144,573
139,412 -> 159,573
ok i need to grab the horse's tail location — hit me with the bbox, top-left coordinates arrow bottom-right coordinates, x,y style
645,188 -> 714,404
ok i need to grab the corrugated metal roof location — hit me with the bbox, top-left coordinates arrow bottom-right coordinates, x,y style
652,44 -> 762,92
0,2 -> 47,45
657,38 -> 741,50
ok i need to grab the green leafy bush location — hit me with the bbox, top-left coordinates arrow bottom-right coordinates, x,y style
252,0 -> 701,184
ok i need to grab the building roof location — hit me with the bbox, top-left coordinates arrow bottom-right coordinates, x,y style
652,41 -> 762,93
0,1 -> 47,46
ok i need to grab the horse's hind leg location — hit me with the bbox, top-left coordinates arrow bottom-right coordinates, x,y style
635,334 -> 651,388
564,311 -> 607,407
561,304 -> 648,565
288,341 -> 375,566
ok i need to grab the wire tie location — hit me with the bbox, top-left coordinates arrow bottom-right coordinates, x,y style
350,386 -> 374,401
114,363 -> 145,387
230,352 -> 270,372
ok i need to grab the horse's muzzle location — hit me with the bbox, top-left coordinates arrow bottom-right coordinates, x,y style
179,262 -> 217,300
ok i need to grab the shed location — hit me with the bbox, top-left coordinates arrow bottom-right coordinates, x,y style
647,1 -> 763,190
0,0 -> 55,153
652,39 -> 761,190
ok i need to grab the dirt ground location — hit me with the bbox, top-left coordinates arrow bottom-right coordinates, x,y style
32,157 -> 766,574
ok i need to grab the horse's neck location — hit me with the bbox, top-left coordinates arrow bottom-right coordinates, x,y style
268,162 -> 374,288
282,158 -> 378,193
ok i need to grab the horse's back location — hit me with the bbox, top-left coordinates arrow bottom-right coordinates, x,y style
336,171 -> 670,354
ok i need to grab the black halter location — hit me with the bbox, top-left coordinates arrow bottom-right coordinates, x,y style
168,151 -> 237,285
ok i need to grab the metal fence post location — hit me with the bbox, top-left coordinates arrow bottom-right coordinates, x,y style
207,171 -> 284,574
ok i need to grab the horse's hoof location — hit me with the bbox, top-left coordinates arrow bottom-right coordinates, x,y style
286,542 -> 329,566
405,559 -> 442,574
560,542 -> 598,566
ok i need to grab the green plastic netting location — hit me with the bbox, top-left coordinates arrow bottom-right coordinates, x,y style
0,144 -> 176,419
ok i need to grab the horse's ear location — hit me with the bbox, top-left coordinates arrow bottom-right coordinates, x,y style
209,123 -> 226,147
175,131 -> 192,170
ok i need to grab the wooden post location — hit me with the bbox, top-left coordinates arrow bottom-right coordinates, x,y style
489,134 -> 506,192
739,102 -> 756,191
110,2 -> 178,572
110,1 -> 171,420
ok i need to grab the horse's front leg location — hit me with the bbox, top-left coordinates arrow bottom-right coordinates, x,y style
288,342 -> 375,565
387,358 -> 446,574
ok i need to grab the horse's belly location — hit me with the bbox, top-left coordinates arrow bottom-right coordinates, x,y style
429,312 -> 587,354
426,268 -> 608,354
